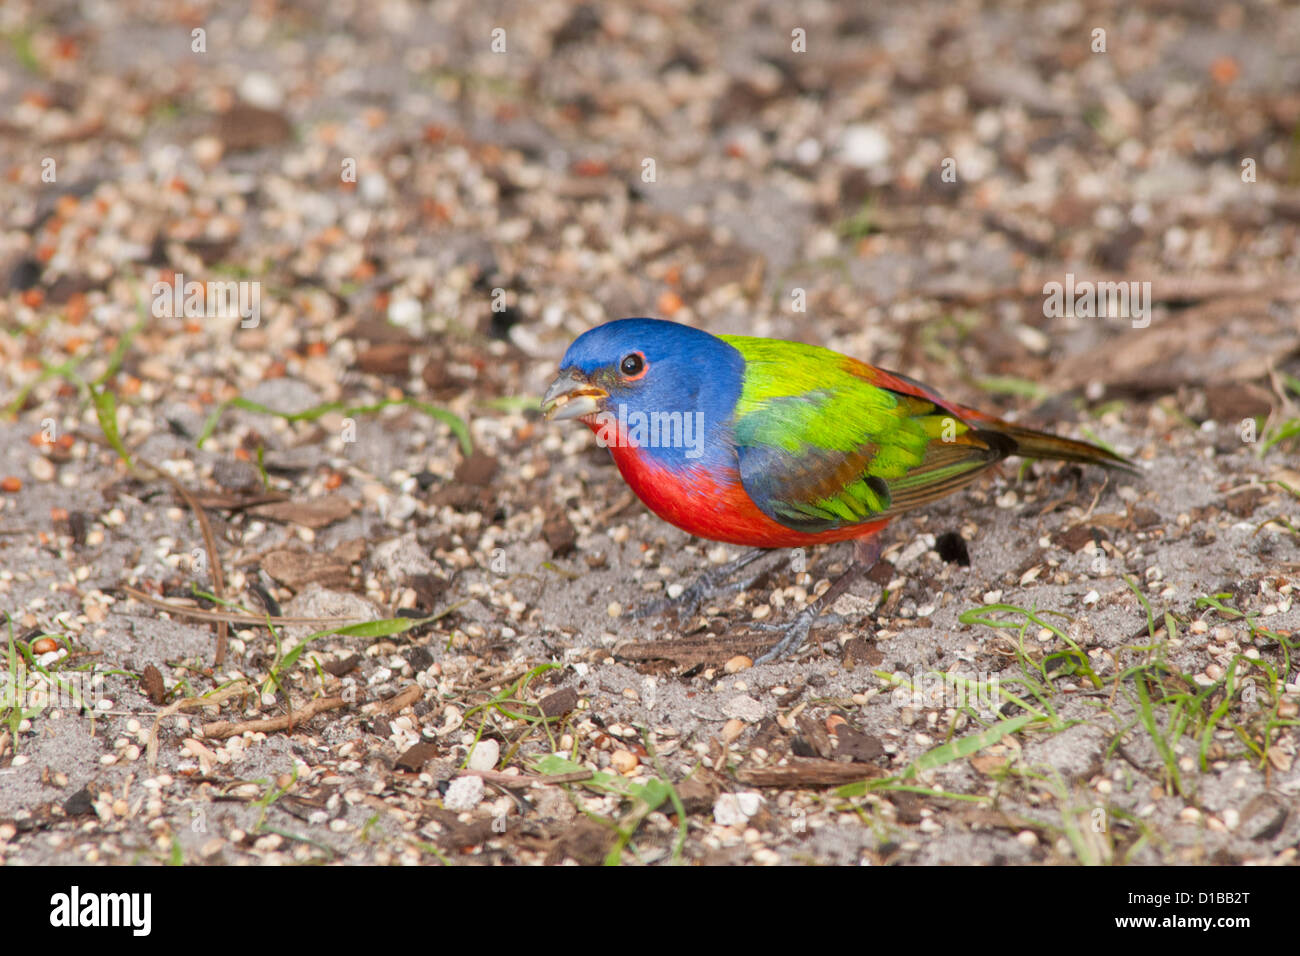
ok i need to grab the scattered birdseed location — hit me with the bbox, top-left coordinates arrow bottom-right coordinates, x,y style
0,0 -> 1294,871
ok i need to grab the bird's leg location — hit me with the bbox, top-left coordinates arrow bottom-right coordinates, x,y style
630,547 -> 772,621
752,536 -> 883,664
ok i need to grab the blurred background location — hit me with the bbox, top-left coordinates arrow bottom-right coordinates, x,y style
3,0 -> 1298,434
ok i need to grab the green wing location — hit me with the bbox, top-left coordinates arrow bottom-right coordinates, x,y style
719,335 -> 1010,534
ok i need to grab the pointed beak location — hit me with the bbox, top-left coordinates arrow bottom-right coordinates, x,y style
541,368 -> 608,421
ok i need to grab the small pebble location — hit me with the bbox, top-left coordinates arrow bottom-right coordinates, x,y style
610,749 -> 639,774
838,123 -> 890,167
192,136 -> 223,167
724,655 -> 752,674
253,833 -> 283,852
714,792 -> 762,827
443,775 -> 485,810
466,739 -> 499,772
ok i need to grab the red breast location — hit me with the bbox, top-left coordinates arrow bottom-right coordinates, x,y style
591,422 -> 888,548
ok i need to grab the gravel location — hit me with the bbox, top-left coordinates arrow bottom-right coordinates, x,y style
1,0 -> 1298,867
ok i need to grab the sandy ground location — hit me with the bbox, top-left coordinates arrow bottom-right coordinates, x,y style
1,0 -> 1299,865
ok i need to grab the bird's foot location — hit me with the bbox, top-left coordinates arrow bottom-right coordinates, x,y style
750,536 -> 882,663
629,548 -> 770,621
750,609 -> 846,664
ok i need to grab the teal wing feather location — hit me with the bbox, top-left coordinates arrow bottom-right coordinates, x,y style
718,335 -> 1010,534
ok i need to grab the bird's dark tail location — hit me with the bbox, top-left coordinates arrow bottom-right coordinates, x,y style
978,420 -> 1138,473
869,362 -> 1138,474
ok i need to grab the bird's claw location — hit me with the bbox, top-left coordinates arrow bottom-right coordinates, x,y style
752,612 -> 814,664
751,607 -> 845,664
627,549 -> 770,622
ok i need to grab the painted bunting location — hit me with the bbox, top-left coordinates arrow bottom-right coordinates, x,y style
542,318 -> 1133,662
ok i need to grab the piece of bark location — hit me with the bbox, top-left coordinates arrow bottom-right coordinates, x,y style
735,756 -> 885,787
248,496 -> 355,529
262,549 -> 352,589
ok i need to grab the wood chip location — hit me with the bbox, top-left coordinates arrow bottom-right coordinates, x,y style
248,496 -> 355,528
374,684 -> 421,715
734,756 -> 885,787
539,687 -> 579,718
615,632 -> 774,668
140,664 -> 166,706
355,343 -> 416,376
395,742 -> 439,772
262,549 -> 352,589
201,695 -> 348,739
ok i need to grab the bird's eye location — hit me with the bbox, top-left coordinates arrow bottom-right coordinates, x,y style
619,351 -> 646,379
